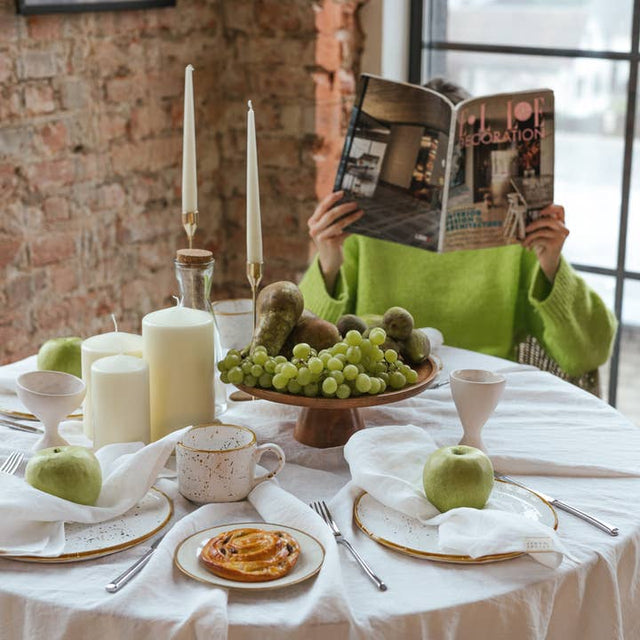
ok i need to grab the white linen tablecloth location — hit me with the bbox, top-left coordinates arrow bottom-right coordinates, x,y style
1,346 -> 640,640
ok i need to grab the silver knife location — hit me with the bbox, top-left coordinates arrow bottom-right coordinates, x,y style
496,473 -> 619,536
105,533 -> 166,593
0,418 -> 43,434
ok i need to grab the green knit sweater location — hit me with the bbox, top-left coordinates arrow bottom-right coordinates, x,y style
299,235 -> 617,376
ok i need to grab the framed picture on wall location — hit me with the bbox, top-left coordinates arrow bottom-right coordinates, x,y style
16,0 -> 175,14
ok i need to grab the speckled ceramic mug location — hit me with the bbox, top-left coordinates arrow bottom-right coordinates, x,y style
176,423 -> 285,503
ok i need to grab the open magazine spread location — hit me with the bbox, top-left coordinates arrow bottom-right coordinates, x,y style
335,74 -> 555,252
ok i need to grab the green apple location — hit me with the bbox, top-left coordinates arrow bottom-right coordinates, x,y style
37,336 -> 83,379
25,445 -> 102,506
423,445 -> 494,513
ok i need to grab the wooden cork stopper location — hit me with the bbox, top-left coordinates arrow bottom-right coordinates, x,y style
176,248 -> 213,265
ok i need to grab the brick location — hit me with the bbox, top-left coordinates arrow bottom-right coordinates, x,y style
97,111 -> 128,142
98,183 -> 126,210
35,301 -> 70,333
58,77 -> 89,110
30,233 -> 76,267
50,263 -> 79,294
20,49 -> 57,79
34,120 -> 68,155
43,196 -> 70,222
24,159 -> 75,190
256,0 -> 315,34
259,135 -> 301,168
105,75 -> 147,104
27,15 -> 63,40
0,127 -> 32,159
0,52 -> 12,83
24,83 -> 56,115
0,88 -> 23,121
0,163 -> 18,200
0,235 -> 23,268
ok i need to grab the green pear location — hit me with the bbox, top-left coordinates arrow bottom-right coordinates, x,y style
25,445 -> 102,506
37,337 -> 83,379
423,445 -> 494,512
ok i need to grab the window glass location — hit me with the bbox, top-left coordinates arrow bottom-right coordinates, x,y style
577,271 -> 616,403
616,279 -> 640,426
421,50 -> 626,269
430,0 -> 634,53
626,104 -> 640,273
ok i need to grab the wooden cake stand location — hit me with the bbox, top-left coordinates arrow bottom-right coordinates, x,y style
235,357 -> 438,448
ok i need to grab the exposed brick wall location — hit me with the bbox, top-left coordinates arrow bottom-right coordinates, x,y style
0,0 -> 366,363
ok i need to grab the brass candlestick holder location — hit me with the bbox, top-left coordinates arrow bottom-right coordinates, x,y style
246,261 -> 263,330
182,210 -> 199,249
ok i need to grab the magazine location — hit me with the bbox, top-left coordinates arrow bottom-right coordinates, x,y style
334,74 -> 555,252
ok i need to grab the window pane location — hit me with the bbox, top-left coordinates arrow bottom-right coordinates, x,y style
576,271 -> 616,404
422,51 -> 626,269
430,0 -> 634,53
626,98 -> 640,273
617,280 -> 640,426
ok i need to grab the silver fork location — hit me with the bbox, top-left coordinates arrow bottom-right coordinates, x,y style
0,451 -> 24,475
310,500 -> 387,591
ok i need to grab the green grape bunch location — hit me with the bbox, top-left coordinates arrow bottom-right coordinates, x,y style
217,327 -> 419,399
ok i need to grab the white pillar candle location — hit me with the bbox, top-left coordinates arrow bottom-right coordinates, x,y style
91,355 -> 150,449
182,64 -> 198,214
142,306 -> 214,441
81,332 -> 143,439
246,100 -> 263,263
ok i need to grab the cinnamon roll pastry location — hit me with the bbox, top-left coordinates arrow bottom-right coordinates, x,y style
199,528 -> 301,582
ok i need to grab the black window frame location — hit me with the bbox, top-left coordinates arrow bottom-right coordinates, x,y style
410,0 -> 640,406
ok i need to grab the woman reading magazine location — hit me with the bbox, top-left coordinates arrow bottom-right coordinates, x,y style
299,79 -> 616,377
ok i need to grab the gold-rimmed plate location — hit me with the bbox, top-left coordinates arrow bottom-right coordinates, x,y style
353,480 -> 558,564
174,522 -> 325,590
0,392 -> 82,421
3,488 -> 172,563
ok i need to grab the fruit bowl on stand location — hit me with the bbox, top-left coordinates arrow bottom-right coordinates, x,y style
235,357 -> 438,448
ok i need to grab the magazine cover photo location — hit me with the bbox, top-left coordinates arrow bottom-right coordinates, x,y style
444,90 -> 555,252
336,77 -> 452,251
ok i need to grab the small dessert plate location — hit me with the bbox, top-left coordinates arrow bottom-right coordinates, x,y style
354,480 -> 558,564
174,522 -> 325,590
3,488 -> 172,563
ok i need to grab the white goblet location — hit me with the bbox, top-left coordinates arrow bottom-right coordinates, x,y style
449,369 -> 506,453
16,371 -> 86,452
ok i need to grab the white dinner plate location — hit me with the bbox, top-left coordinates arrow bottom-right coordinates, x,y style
174,522 -> 325,591
4,487 -> 172,563
0,392 -> 83,421
354,479 -> 558,564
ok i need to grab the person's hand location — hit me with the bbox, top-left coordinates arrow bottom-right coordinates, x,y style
521,204 -> 569,283
307,190 -> 363,294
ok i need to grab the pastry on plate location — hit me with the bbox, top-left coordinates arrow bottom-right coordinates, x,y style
199,527 -> 300,582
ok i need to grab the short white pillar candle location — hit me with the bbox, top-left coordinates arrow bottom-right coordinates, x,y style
142,306 -> 214,441
81,332 -> 143,439
91,354 -> 150,449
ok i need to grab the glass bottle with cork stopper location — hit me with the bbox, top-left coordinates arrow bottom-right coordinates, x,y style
174,248 -> 226,416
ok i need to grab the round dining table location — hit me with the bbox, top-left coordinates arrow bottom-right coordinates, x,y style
1,345 -> 639,640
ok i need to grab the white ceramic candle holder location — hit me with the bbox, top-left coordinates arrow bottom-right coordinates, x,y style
16,371 -> 86,452
449,369 -> 506,453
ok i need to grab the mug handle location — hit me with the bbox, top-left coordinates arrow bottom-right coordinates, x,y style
251,443 -> 286,488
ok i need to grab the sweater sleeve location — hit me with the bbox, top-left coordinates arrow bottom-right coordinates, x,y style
523,252 -> 617,376
298,238 -> 359,324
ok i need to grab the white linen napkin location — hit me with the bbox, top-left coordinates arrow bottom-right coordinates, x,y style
344,425 -> 567,568
0,355 -> 38,394
117,478 -> 354,639
0,426 -> 189,557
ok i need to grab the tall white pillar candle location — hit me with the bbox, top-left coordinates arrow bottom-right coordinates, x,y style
246,100 -> 263,263
91,355 -> 150,449
182,64 -> 198,214
81,332 -> 143,439
142,306 -> 214,441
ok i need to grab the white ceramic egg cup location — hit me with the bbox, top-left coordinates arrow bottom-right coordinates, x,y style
16,371 -> 86,452
449,369 -> 506,453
